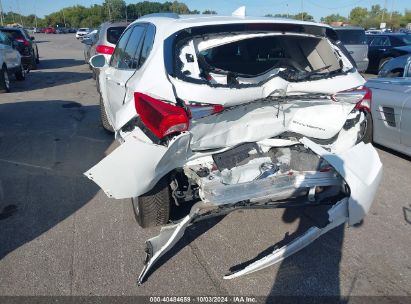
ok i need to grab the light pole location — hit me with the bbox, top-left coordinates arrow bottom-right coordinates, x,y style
301,0 -> 304,21
0,0 -> 4,26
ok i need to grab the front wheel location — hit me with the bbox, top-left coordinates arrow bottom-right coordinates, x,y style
132,177 -> 171,228
0,66 -> 10,93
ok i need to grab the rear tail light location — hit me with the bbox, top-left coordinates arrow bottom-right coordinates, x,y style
15,38 -> 29,46
332,86 -> 372,113
134,92 -> 189,139
187,103 -> 224,120
96,45 -> 114,55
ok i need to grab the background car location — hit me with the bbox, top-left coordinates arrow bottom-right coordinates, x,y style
378,54 -> 411,77
82,29 -> 99,63
86,21 -> 128,80
44,27 -> 57,34
0,27 -> 40,70
366,76 -> 411,156
333,27 -> 369,72
76,28 -> 90,39
0,31 -> 26,92
366,33 -> 411,73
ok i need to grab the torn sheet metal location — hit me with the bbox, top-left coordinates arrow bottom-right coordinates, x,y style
189,99 -> 355,150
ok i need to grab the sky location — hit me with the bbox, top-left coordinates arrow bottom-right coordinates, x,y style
1,0 -> 409,21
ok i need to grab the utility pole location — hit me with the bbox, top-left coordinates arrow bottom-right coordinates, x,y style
390,0 -> 395,22
62,9 -> 66,27
301,0 -> 304,21
0,0 -> 4,26
382,0 -> 387,22
16,0 -> 23,27
125,5 -> 128,22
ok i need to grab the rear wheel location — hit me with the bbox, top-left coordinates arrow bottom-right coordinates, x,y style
15,64 -> 26,81
379,57 -> 393,71
132,177 -> 171,228
359,113 -> 373,144
31,52 -> 37,70
99,95 -> 114,133
0,66 -> 10,93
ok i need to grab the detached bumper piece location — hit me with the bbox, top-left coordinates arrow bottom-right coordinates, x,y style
137,138 -> 382,284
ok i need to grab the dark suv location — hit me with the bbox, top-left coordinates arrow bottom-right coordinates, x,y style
0,27 -> 40,70
366,33 -> 411,73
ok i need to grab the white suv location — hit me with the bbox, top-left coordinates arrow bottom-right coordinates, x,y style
75,28 -> 90,39
87,13 -> 382,284
0,31 -> 26,92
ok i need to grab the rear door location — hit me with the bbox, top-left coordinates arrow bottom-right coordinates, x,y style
336,29 -> 367,68
104,24 -> 147,123
367,36 -> 391,71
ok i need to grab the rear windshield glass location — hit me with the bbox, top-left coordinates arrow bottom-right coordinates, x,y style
1,29 -> 24,40
335,29 -> 366,45
79,28 -> 89,31
106,26 -> 126,44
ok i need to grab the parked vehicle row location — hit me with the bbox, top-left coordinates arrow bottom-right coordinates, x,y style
85,14 -> 382,285
0,27 -> 40,70
0,31 -> 26,92
0,26 -> 42,92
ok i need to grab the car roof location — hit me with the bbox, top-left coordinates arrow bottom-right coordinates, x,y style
133,14 -> 330,30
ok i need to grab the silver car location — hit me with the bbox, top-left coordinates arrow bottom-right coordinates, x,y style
83,21 -> 128,80
334,27 -> 369,72
366,57 -> 411,156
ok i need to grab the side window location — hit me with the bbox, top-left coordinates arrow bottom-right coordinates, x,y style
0,32 -> 5,44
382,37 -> 391,47
118,25 -> 146,69
138,24 -> 156,68
110,27 -> 133,68
370,37 -> 383,46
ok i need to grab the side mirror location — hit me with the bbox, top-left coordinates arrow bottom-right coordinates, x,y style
90,54 -> 107,69
11,40 -> 18,48
30,36 -> 35,41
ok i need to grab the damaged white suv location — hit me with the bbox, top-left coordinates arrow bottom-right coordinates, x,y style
87,13 -> 382,284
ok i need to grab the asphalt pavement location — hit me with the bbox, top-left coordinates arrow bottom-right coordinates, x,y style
0,34 -> 410,298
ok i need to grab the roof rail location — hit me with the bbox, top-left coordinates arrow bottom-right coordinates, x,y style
139,13 -> 179,19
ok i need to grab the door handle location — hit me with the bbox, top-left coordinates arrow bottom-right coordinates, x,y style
349,51 -> 354,54
378,48 -> 386,51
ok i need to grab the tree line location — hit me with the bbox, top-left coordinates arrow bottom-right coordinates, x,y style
266,5 -> 411,29
0,0 -> 217,28
1,1 -> 410,30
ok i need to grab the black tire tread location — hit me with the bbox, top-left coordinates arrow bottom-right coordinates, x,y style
134,178 -> 171,228
0,65 -> 10,93
99,96 -> 114,132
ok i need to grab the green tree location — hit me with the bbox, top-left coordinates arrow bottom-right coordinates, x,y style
202,10 -> 217,15
321,14 -> 347,24
349,7 -> 368,26
294,12 -> 314,22
104,0 -> 126,20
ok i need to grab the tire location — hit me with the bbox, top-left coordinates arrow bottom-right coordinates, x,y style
92,69 -> 96,79
15,64 -> 26,81
379,57 -> 393,71
0,66 -> 10,93
36,52 -> 40,64
360,113 -> 373,144
99,95 -> 114,132
31,53 -> 37,70
132,177 -> 171,228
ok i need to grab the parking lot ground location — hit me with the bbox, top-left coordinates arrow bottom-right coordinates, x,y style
0,34 -> 410,298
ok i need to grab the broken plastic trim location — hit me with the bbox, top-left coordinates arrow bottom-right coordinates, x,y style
136,137 -> 382,284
